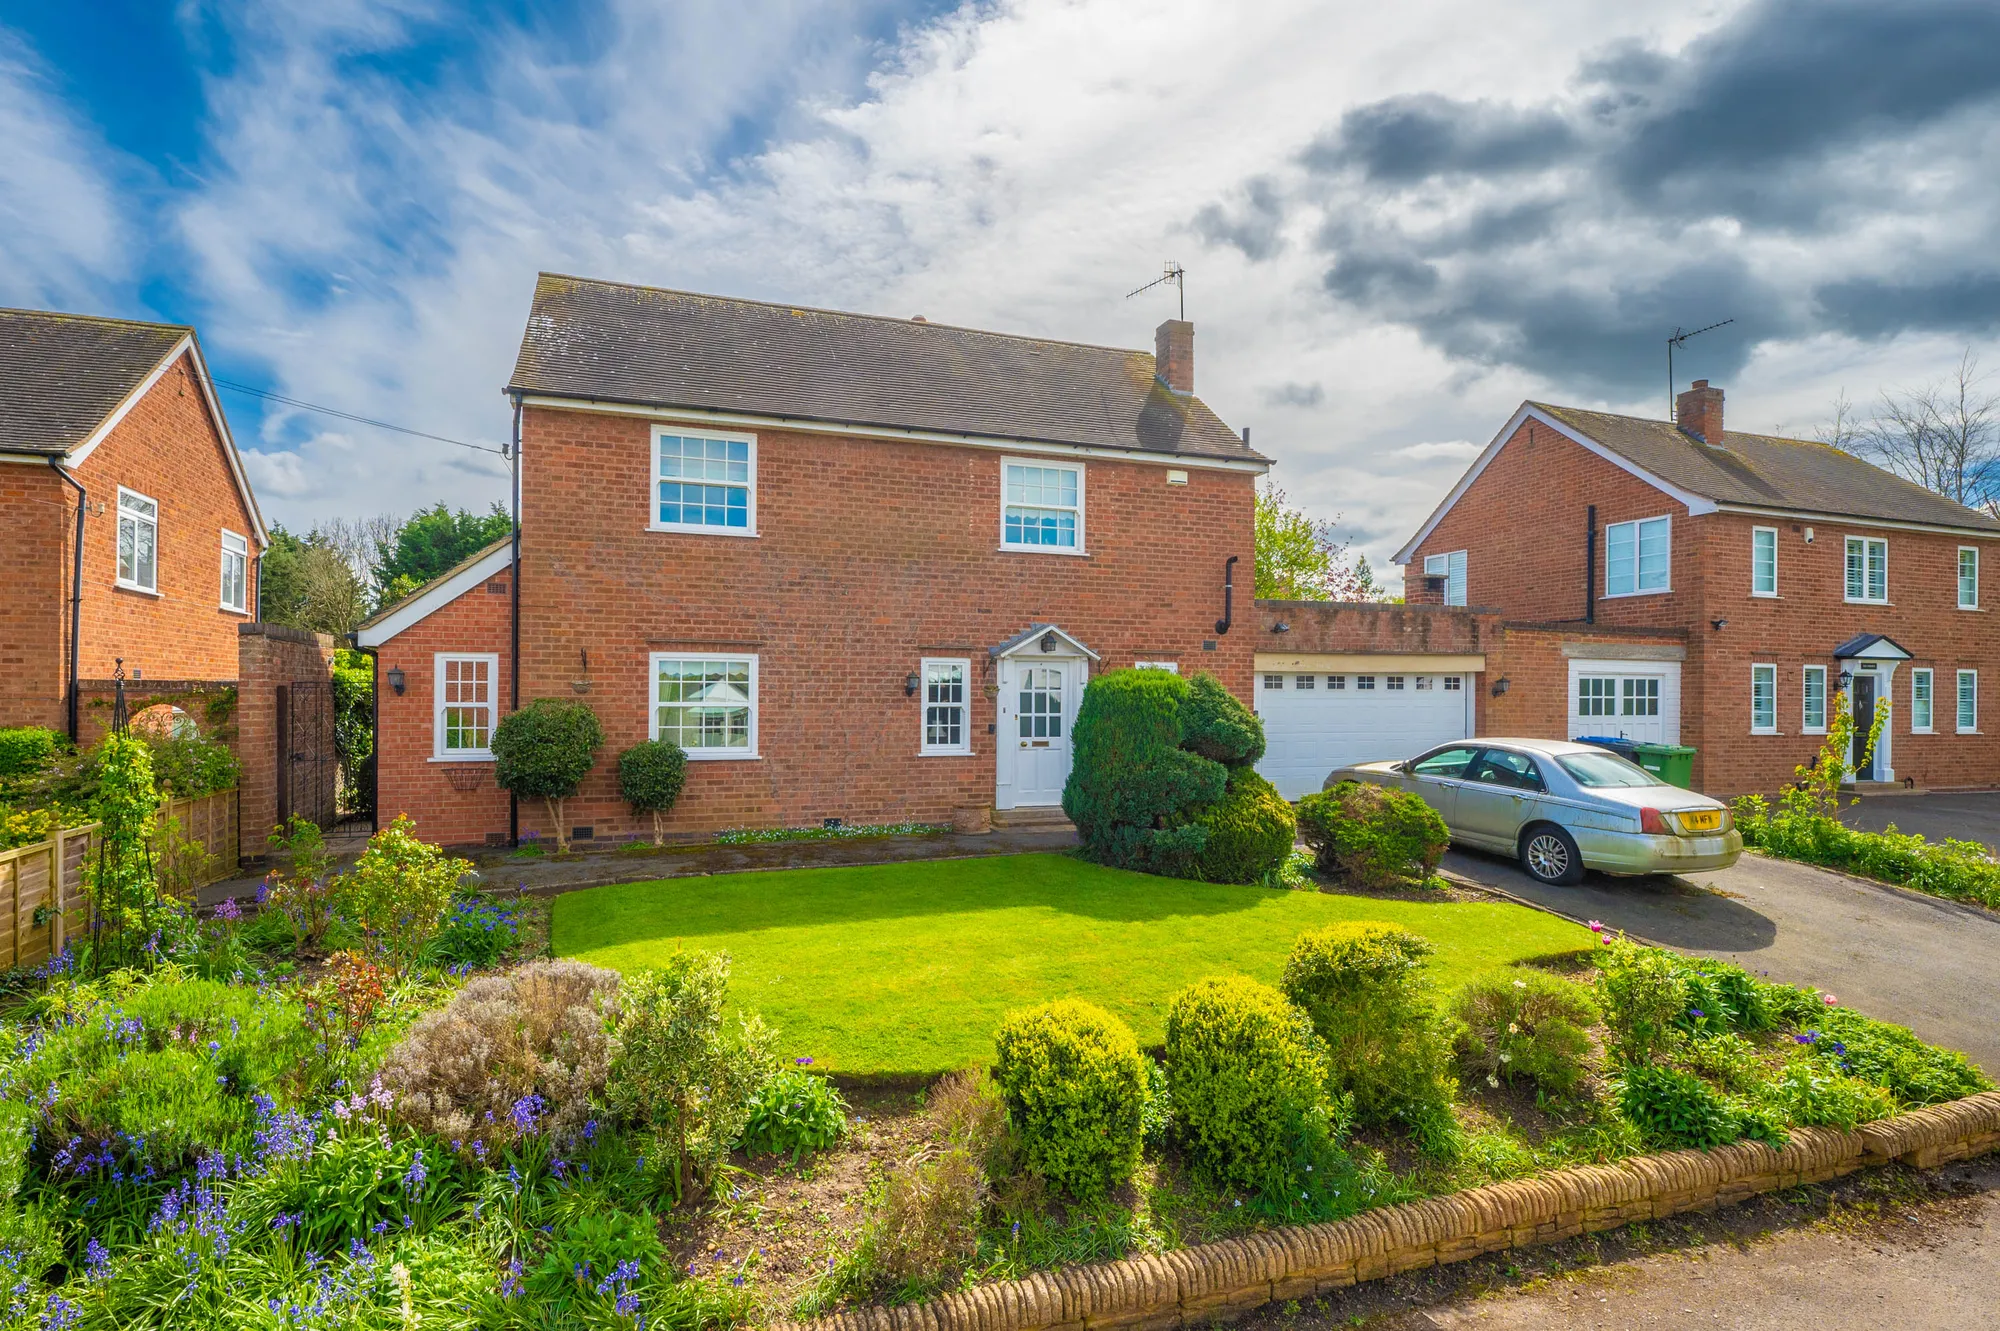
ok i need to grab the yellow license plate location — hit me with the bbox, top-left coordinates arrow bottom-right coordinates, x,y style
1678,810 -> 1722,833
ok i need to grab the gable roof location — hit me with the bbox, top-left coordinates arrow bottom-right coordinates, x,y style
1396,400 -> 2000,562
353,536 -> 514,647
507,274 -> 1267,467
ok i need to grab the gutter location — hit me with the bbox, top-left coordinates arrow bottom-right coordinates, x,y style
48,459 -> 86,743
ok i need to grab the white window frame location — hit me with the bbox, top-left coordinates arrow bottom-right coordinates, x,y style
116,486 -> 160,594
1911,668 -> 1934,734
219,529 -> 249,614
433,653 -> 499,761
649,653 -> 760,760
1751,526 -> 1778,597
1604,515 -> 1671,598
1751,663 -> 1778,735
1957,669 -> 1978,734
1844,535 -> 1888,604
650,425 -> 757,537
919,657 -> 972,756
1802,664 -> 1827,734
1423,550 -> 1467,606
1263,673 -> 1284,690
999,457 -> 1086,555
1959,546 -> 1979,610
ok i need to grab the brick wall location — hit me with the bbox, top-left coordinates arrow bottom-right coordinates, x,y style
0,465 -> 68,730
238,623 -> 336,861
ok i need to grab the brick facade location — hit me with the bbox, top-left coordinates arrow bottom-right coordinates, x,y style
237,624 -> 338,860
1406,413 -> 2000,796
367,405 -> 1257,849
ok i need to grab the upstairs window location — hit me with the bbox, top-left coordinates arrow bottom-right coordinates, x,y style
1751,527 -> 1778,597
220,530 -> 248,613
1960,547 -> 1980,609
1845,536 -> 1888,603
920,658 -> 970,755
435,654 -> 497,759
1002,460 -> 1084,551
654,428 -> 754,534
117,488 -> 158,592
1423,550 -> 1467,606
1605,516 -> 1670,596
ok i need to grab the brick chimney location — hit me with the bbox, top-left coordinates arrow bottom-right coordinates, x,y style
1676,379 -> 1725,444
1155,320 -> 1193,395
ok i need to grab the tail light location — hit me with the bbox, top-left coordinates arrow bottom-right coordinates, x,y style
1640,807 -> 1672,836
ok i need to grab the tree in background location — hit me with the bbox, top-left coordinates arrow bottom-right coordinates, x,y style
374,503 -> 514,608
1254,485 -> 1388,602
259,526 -> 372,636
1819,350 -> 2000,514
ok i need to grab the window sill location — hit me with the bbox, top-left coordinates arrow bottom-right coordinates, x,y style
1959,605 -> 1984,612
649,523 -> 759,538
1958,730 -> 1981,736
1751,728 -> 1781,736
1750,592 -> 1779,600
998,545 -> 1089,557
430,754 -> 495,764
1602,588 -> 1671,599
683,751 -> 761,762
1802,727 -> 1827,735
918,750 -> 978,758
220,604 -> 251,616
114,581 -> 162,598
1912,728 -> 1935,735
1842,597 -> 1891,606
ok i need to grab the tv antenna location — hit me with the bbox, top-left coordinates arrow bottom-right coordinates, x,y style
1127,261 -> 1186,320
1667,319 -> 1734,421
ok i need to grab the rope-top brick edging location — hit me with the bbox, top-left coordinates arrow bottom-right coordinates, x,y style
778,1090 -> 2000,1331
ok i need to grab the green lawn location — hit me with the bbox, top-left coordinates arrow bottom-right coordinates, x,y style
552,853 -> 1593,1077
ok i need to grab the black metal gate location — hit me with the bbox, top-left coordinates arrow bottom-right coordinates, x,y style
276,680 -> 339,830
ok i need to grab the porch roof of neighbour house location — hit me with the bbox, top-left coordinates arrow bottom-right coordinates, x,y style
1396,401 -> 2000,562
1832,633 -> 1914,660
989,624 -> 1100,660
0,307 -> 268,545
507,274 -> 1268,468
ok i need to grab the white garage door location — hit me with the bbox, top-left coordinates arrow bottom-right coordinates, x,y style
1567,659 -> 1681,745
1255,669 -> 1474,800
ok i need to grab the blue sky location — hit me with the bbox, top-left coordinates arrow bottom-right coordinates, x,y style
4,0 -> 1998,583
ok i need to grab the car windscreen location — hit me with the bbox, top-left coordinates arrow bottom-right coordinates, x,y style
1555,751 -> 1665,788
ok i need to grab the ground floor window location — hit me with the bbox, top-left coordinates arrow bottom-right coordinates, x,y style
1802,664 -> 1827,733
1958,670 -> 1978,734
1912,668 -> 1933,733
1751,664 -> 1777,734
1263,673 -> 1284,690
921,658 -> 970,755
652,655 -> 758,757
435,653 -> 498,759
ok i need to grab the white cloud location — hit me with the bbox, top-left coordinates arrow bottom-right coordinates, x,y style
0,32 -> 130,310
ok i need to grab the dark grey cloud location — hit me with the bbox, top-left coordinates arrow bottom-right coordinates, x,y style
1203,0 -> 2000,396
1261,380 -> 1325,408
1191,175 -> 1285,260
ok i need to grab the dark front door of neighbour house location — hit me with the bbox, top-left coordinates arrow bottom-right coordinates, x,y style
1852,673 -> 1880,781
276,680 -> 339,830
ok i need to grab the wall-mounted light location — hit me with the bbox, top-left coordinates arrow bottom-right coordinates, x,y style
1711,618 -> 1729,631
1490,677 -> 1510,697
387,666 -> 406,696
1039,632 -> 1059,653
904,672 -> 921,697
1838,669 -> 1854,689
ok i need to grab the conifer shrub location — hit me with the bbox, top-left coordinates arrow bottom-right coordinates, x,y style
1180,672 -> 1265,765
1164,975 -> 1340,1190
1189,768 -> 1297,884
1281,921 -> 1458,1154
991,999 -> 1146,1199
1295,781 -> 1448,888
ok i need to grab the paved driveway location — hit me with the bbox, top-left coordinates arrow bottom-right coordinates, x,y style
1842,789 -> 2000,851
1443,847 -> 2000,1074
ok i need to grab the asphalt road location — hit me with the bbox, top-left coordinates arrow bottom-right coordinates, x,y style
1443,846 -> 2000,1074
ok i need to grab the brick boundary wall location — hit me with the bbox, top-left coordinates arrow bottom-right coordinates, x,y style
774,1090 -> 2000,1331
236,623 -> 337,864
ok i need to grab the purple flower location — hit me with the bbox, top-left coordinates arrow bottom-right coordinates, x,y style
795,1056 -> 814,1066
1688,1008 -> 1705,1019
509,1094 -> 546,1134
215,897 -> 242,922
1796,1031 -> 1819,1045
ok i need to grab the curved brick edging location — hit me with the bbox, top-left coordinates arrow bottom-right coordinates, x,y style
777,1090 -> 2000,1331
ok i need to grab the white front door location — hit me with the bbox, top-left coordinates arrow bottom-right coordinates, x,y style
997,657 -> 1081,807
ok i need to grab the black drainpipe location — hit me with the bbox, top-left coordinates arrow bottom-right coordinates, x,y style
508,393 -> 523,849
350,639 -> 382,833
1585,504 -> 1597,624
1215,554 -> 1238,635
50,459 -> 86,743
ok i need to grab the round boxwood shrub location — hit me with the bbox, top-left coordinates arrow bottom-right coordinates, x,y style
1188,768 -> 1296,884
1063,669 -> 1227,876
1296,781 -> 1448,888
492,698 -> 605,853
991,998 -> 1147,1199
618,739 -> 689,844
1281,921 -> 1458,1155
1164,975 -> 1337,1190
1453,968 -> 1600,1097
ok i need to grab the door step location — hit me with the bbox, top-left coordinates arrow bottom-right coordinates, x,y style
990,806 -> 1078,831
1840,781 -> 1930,797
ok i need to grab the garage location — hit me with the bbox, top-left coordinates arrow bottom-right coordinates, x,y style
1566,655 -> 1682,745
1253,652 -> 1483,800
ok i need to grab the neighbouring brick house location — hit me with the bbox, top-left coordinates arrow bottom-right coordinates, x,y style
357,275 -> 1267,847
1395,381 -> 2000,797
0,309 -> 267,744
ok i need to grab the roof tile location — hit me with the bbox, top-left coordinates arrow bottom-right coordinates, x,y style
0,309 -> 191,456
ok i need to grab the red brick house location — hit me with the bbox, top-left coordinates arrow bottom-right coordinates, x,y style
1394,381 -> 2000,796
0,309 -> 267,742
357,275 -> 1266,847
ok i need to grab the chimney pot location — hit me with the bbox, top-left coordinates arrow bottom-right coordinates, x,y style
1676,380 -> 1725,445
1155,319 -> 1194,395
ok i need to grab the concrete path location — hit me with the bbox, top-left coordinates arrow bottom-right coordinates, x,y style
1442,846 -> 2000,1074
1843,788 -> 2000,852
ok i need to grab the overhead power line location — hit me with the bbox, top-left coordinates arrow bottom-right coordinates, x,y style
213,378 -> 510,458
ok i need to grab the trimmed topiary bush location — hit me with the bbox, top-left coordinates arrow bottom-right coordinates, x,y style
1281,921 -> 1458,1155
1063,669 -> 1226,876
1180,672 -> 1265,766
492,698 -> 605,852
1454,969 -> 1600,1097
991,998 -> 1146,1199
1188,768 -> 1296,884
1296,781 -> 1448,888
618,739 -> 689,844
0,727 -> 64,779
1164,975 -> 1340,1191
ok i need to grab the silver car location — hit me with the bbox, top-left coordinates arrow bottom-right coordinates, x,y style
1327,737 -> 1743,886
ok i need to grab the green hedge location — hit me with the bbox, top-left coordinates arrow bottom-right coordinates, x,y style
1189,768 -> 1296,884
991,999 -> 1147,1199
1296,781 -> 1448,888
1733,799 -> 2000,910
0,727 -> 63,780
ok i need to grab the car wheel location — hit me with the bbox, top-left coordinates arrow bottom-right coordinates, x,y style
1520,824 -> 1586,886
